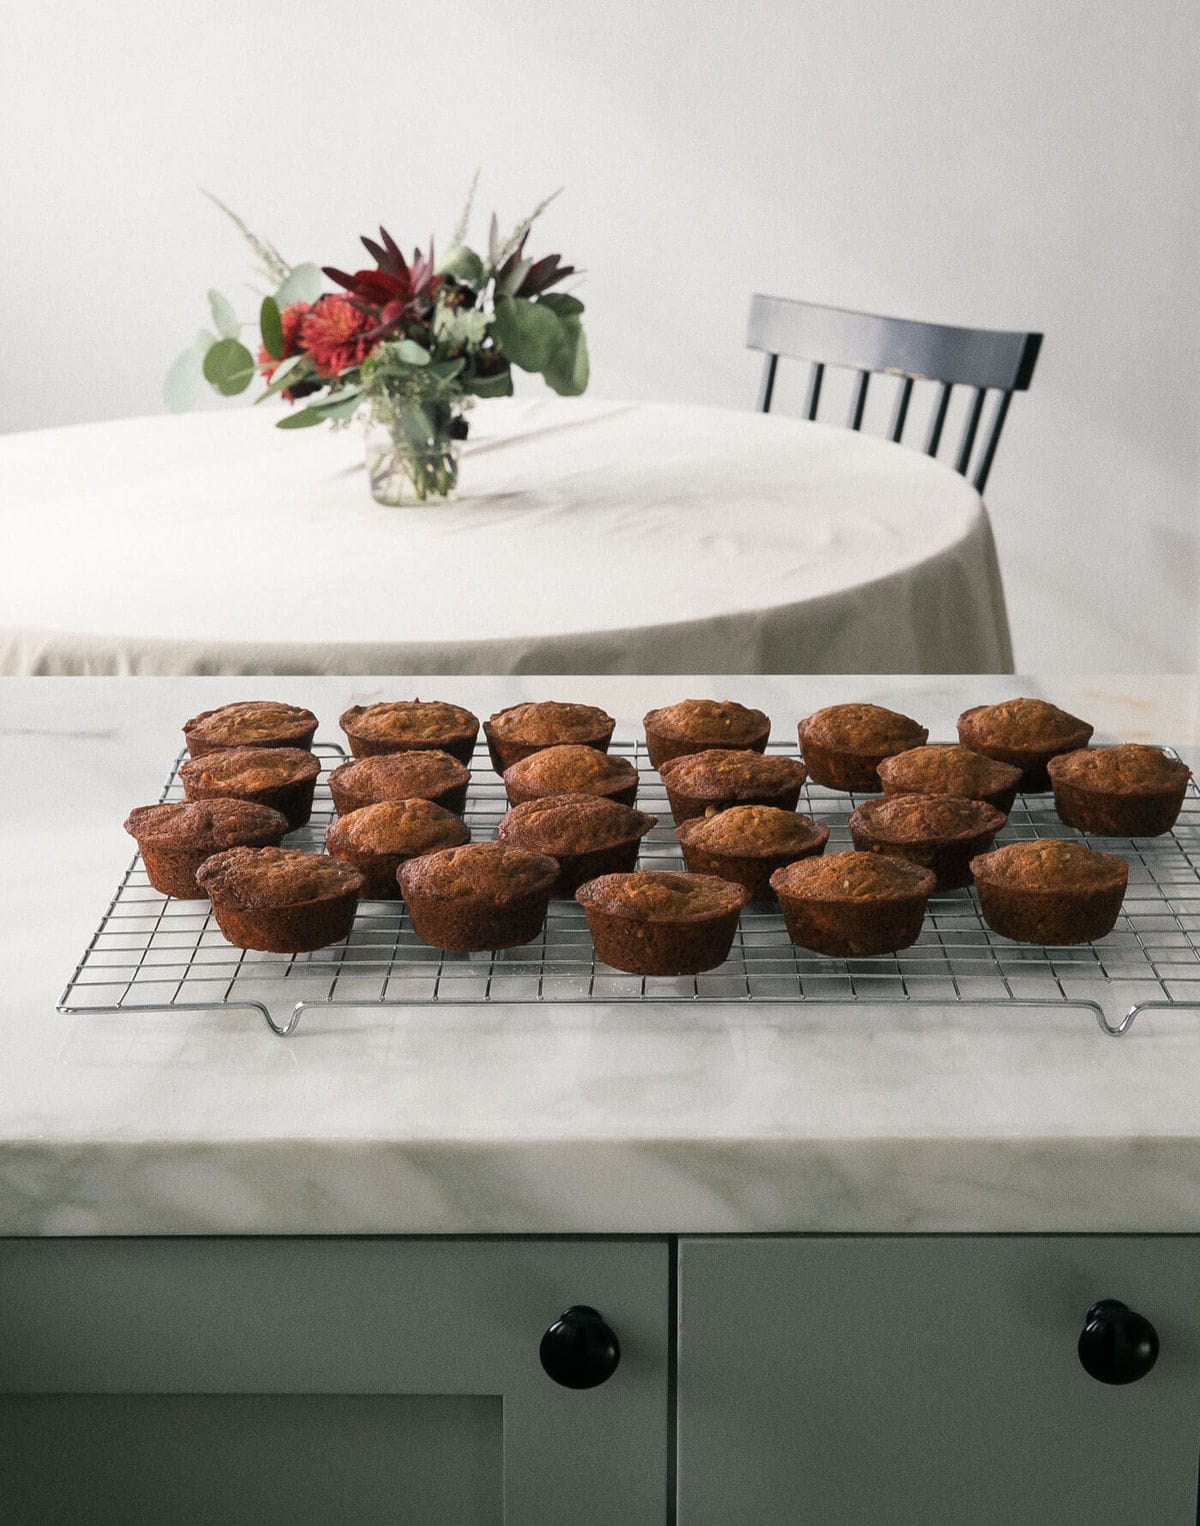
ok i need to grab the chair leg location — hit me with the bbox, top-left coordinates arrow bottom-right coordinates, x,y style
757,354 -> 779,413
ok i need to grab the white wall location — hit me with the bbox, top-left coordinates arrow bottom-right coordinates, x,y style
2,0 -> 1196,670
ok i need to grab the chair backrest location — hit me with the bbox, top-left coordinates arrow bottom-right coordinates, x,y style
746,294 -> 1042,494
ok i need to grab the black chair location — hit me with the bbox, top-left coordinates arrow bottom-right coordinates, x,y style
747,295 -> 1042,493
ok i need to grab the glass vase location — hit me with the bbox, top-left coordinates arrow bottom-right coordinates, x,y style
364,400 -> 462,506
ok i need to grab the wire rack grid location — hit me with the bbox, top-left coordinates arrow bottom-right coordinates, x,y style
59,739 -> 1200,1037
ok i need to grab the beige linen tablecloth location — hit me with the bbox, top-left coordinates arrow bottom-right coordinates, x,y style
0,398 -> 1012,675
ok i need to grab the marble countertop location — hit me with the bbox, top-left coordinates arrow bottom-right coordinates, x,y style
3,674 -> 1200,1237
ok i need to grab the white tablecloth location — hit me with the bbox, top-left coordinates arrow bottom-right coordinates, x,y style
0,398 -> 1012,675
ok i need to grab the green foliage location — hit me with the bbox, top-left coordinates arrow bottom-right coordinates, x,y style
208,289 -> 239,338
260,296 -> 283,360
393,339 -> 431,366
492,296 -> 588,395
438,244 -> 485,286
203,337 -> 256,396
276,388 -> 362,429
163,329 -> 215,413
462,368 -> 514,399
274,263 -> 324,307
254,353 -> 312,403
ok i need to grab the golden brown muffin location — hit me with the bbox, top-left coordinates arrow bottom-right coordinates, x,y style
182,701 -> 318,758
970,838 -> 1128,944
675,805 -> 829,902
956,698 -> 1093,791
877,744 -> 1022,815
328,750 -> 470,817
797,704 -> 929,792
196,846 -> 363,953
497,794 -> 657,895
848,793 -> 1006,890
575,871 -> 749,976
484,701 -> 616,773
770,851 -> 935,957
642,699 -> 771,770
339,701 -> 480,764
324,799 -> 471,898
179,746 -> 321,830
658,749 -> 806,824
1047,745 -> 1192,838
124,799 -> 290,900
503,744 -> 639,807
398,841 -> 558,951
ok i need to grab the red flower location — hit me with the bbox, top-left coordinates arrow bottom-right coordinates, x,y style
299,294 -> 377,378
258,301 -> 311,383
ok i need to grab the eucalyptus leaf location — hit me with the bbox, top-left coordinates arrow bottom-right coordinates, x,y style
538,292 -> 585,318
260,296 -> 283,360
462,367 -> 514,399
312,390 -> 363,422
163,341 -> 206,412
492,295 -> 564,375
254,352 -> 309,402
202,337 -> 256,396
275,407 -> 326,429
437,244 -> 484,287
207,288 -> 239,338
274,261 -> 324,307
426,358 -> 466,381
393,339 -> 431,367
542,316 -> 589,396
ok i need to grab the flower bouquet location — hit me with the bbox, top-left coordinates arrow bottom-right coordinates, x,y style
166,182 -> 588,504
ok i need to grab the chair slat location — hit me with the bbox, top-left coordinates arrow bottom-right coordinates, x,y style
924,383 -> 953,456
757,353 -> 779,414
847,370 -> 869,431
888,376 -> 914,443
955,387 -> 987,475
802,362 -> 825,422
972,390 -> 1013,494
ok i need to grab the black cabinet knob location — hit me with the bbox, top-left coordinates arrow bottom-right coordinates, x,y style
539,1304 -> 620,1389
1078,1299 -> 1160,1385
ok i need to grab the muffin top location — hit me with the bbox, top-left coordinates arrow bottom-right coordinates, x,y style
325,799 -> 470,858
660,749 -> 806,798
486,701 -> 614,745
676,804 -> 827,856
970,838 -> 1128,892
504,745 -> 637,796
125,799 -> 289,850
399,841 -> 558,904
196,846 -> 363,908
958,698 -> 1092,750
575,871 -> 749,921
798,704 -> 928,755
850,793 -> 1006,844
770,850 -> 936,902
180,746 -> 320,794
340,700 -> 479,745
183,701 -> 317,751
330,750 -> 469,800
1047,744 -> 1191,794
498,794 -> 656,854
644,699 -> 770,746
878,744 -> 1021,801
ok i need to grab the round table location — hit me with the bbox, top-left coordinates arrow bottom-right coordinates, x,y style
0,398 -> 1012,675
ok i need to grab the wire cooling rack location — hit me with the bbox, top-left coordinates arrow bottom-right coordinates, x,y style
59,740 -> 1200,1037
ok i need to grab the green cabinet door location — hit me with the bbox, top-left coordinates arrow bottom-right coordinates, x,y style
678,1235 -> 1200,1526
0,1237 -> 669,1526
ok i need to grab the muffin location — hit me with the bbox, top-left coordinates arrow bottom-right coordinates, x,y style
877,744 -> 1022,816
675,805 -> 829,902
339,701 -> 480,765
575,871 -> 750,976
503,745 -> 639,807
328,750 -> 470,817
182,701 -> 318,758
770,851 -> 936,957
196,846 -> 363,953
484,701 -> 615,773
497,794 -> 657,895
848,793 -> 1007,890
797,704 -> 929,792
957,698 -> 1093,792
970,838 -> 1128,945
179,746 -> 321,830
324,799 -> 471,899
124,799 -> 290,900
642,699 -> 771,770
658,749 -> 806,825
398,841 -> 559,952
1047,744 -> 1192,837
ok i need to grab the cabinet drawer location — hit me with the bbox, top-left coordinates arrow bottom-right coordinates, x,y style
679,1235 -> 1200,1526
0,1237 -> 669,1526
